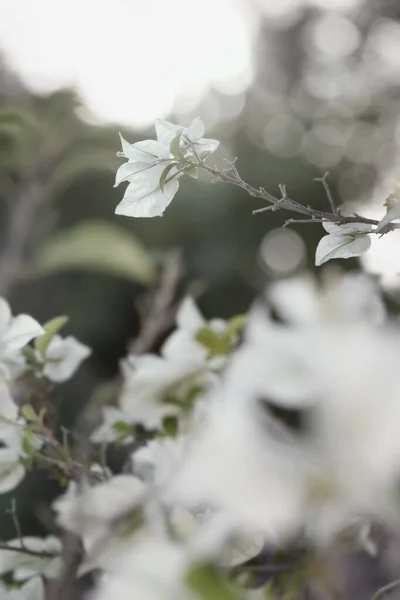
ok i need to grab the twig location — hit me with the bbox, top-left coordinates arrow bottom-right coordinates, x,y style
283,217 -> 326,228
129,250 -> 185,355
0,542 -> 56,560
8,499 -> 24,548
314,172 -> 338,216
370,579 -> 400,600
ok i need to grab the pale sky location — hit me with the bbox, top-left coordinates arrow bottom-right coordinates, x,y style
0,0 -> 257,128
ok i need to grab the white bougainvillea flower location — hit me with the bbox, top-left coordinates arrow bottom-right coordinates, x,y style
376,204 -> 400,232
0,576 -> 44,600
171,275 -> 400,543
115,162 -> 180,218
0,299 -> 44,379
315,222 -> 372,266
119,354 -> 205,430
0,536 -> 61,580
267,272 -> 385,327
53,475 -> 146,555
161,296 -> 227,367
39,334 -> 91,382
90,406 -> 133,445
155,117 -> 219,158
114,135 -> 171,187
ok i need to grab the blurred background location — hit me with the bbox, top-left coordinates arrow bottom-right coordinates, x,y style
1,0 -> 400,537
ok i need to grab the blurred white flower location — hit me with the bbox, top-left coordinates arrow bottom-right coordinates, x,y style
315,222 -> 372,266
377,204 -> 400,231
40,334 -> 91,382
0,298 -> 44,379
0,536 -> 61,581
119,354 -> 205,430
170,273 -> 400,543
0,576 -> 44,600
90,406 -> 133,445
162,296 -> 227,368
53,475 -> 146,565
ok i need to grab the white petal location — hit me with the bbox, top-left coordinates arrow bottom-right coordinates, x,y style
114,161 -> 160,187
0,298 -> 11,335
322,221 -> 372,235
315,233 -> 371,266
119,135 -> 170,162
187,117 -> 205,141
1,315 -> 44,354
176,296 -> 204,331
155,118 -> 183,146
162,329 -> 207,364
115,169 -> 179,218
194,137 -> 219,156
43,335 -> 91,382
19,576 -> 45,600
376,205 -> 400,232
0,449 -> 25,493
268,276 -> 320,325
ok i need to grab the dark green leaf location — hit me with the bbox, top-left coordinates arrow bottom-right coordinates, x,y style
31,221 -> 157,285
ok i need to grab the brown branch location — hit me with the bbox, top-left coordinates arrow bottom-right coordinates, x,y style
129,249 -> 186,355
0,542 -> 57,560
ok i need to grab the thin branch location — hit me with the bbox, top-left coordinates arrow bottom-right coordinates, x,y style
283,217 -> 326,228
0,542 -> 57,560
370,579 -> 400,600
8,499 -> 24,549
129,250 -> 185,355
314,172 -> 338,216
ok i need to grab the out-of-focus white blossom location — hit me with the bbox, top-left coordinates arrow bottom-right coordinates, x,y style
0,299 -> 44,379
53,475 -> 146,567
39,334 -> 91,382
0,576 -> 44,600
315,222 -> 372,266
119,354 -> 205,430
0,536 -> 61,581
169,273 -> 400,544
162,296 -> 227,368
90,406 -> 133,445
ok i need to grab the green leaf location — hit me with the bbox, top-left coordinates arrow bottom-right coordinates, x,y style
21,404 -> 38,422
20,347 -> 38,363
170,131 -> 185,161
31,220 -> 157,285
225,315 -> 247,339
159,163 -> 177,192
162,416 -> 178,438
34,315 -> 69,357
185,166 -> 198,179
112,420 -> 133,434
195,327 -> 230,357
186,562 -> 240,600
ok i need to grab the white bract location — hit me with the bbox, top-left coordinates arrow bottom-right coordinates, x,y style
0,577 -> 44,600
53,475 -> 146,566
162,296 -> 227,368
155,117 -> 219,159
90,406 -> 133,445
119,354 -> 205,431
0,381 -> 41,494
170,273 -> 400,544
315,222 -> 372,266
114,118 -> 219,218
0,298 -> 44,379
39,334 -> 91,382
0,536 -> 61,581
